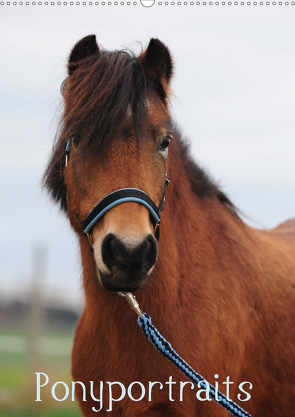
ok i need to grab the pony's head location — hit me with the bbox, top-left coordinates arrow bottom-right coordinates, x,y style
44,35 -> 173,292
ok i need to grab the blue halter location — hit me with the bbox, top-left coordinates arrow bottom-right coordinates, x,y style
65,139 -> 169,241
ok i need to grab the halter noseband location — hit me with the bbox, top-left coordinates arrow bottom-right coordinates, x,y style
65,139 -> 169,244
83,188 -> 161,234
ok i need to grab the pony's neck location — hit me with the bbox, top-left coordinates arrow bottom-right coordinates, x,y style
149,140 -> 252,316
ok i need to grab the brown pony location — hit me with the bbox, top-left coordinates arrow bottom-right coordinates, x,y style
44,35 -> 295,416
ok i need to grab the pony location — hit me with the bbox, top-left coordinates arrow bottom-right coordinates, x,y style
43,35 -> 295,416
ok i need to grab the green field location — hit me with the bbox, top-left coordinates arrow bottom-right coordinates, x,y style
0,329 -> 81,417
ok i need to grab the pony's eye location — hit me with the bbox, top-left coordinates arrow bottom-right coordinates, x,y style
72,133 -> 80,148
160,135 -> 171,151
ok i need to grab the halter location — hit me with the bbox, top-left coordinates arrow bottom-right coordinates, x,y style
64,138 -> 169,244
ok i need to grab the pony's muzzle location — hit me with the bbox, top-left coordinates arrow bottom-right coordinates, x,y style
100,233 -> 158,291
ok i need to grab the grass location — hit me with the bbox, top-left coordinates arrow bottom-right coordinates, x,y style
0,328 -> 81,416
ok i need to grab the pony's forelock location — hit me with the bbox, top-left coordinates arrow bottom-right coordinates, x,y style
62,48 -> 149,152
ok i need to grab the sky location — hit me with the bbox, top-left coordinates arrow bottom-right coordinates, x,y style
1,5 -> 295,307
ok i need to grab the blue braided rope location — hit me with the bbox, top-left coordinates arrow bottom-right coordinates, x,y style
138,313 -> 252,417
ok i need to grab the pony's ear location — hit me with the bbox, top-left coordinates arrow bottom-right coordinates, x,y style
140,38 -> 173,90
68,35 -> 99,75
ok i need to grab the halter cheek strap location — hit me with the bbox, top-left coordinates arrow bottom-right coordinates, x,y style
64,138 -> 169,242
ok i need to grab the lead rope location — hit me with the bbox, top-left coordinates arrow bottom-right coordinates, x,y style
118,292 -> 253,417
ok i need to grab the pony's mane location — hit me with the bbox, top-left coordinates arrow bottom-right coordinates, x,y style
175,131 -> 237,212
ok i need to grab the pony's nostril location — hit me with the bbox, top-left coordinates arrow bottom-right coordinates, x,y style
101,233 -> 119,269
142,235 -> 158,272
